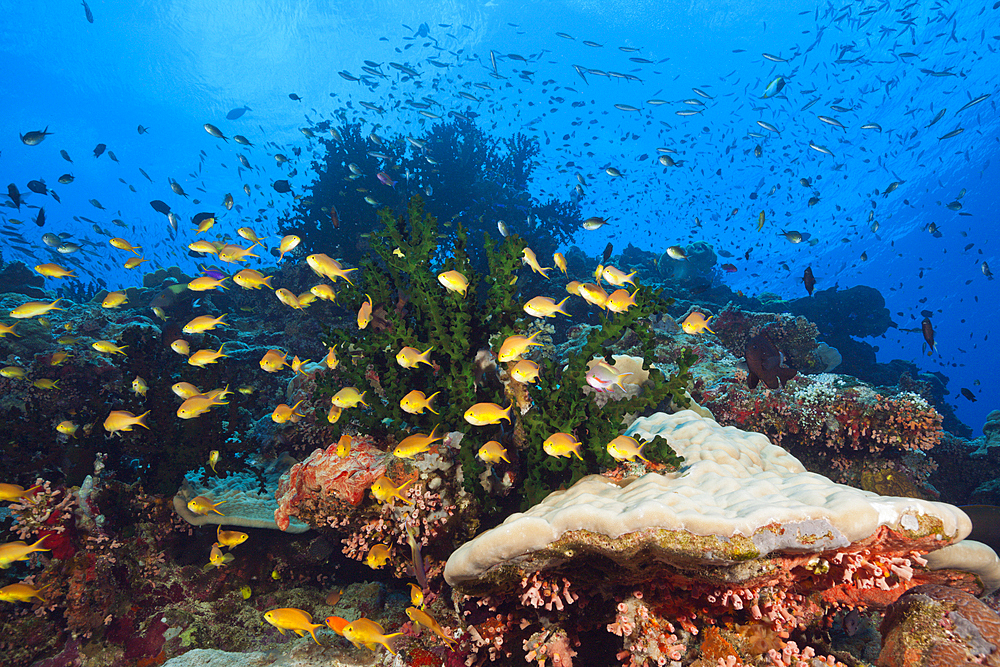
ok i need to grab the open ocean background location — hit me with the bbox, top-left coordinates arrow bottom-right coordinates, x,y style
1,0 -> 997,434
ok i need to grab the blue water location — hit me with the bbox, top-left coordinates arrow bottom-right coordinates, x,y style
1,0 -> 997,433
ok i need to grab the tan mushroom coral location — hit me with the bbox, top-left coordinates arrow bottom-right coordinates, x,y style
445,411 -> 1000,601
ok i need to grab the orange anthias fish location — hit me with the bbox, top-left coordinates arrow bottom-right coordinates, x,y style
406,606 -> 455,648
543,432 -> 584,460
263,607 -> 323,645
0,536 -> 49,568
681,311 -> 714,335
342,617 -> 402,655
186,495 -> 226,516
370,476 -> 413,505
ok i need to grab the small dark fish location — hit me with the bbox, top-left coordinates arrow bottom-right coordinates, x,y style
602,243 -> 613,263
170,181 -> 188,197
60,150 -> 72,162
150,200 -> 171,215
82,0 -> 94,23
27,180 -> 48,195
89,198 -> 105,210
137,125 -> 150,134
226,105 -> 251,120
204,123 -> 228,141
139,167 -> 153,182
961,388 -> 976,402
921,317 -> 936,355
272,180 -> 291,193
58,174 -> 74,184
20,127 -> 52,145
288,93 -> 302,101
93,143 -> 106,158
108,150 -> 119,163
34,207 -> 46,227
803,266 -> 816,295
233,135 -> 253,146
745,334 -> 796,390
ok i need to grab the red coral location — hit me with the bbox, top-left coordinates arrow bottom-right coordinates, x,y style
274,436 -> 388,530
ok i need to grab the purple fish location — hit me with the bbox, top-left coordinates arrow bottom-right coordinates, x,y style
376,171 -> 397,188
200,266 -> 226,280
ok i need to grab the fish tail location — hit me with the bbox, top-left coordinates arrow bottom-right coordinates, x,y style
263,276 -> 274,290
572,445 -> 584,461
29,535 -> 50,552
555,296 -> 572,315
426,392 -> 440,414
136,410 -> 151,429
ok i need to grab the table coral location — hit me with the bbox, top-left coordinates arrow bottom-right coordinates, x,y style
444,411 -> 999,667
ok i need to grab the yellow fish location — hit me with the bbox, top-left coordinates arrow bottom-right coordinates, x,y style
275,288 -> 302,310
601,265 -> 637,287
406,607 -> 455,648
370,476 -> 413,505
0,536 -> 49,568
395,346 -> 434,369
123,257 -> 149,270
217,243 -> 259,264
103,410 -> 149,433
605,288 -> 638,314
171,382 -> 202,399
521,247 -> 551,278
497,331 -> 542,362
237,226 -> 266,246
392,425 -> 442,459
271,400 -> 305,424
523,295 -> 570,318
437,270 -> 469,296
408,583 -> 424,608
357,294 -> 373,329
324,346 -> 339,370
585,361 -> 632,393
306,253 -> 357,284
477,440 -> 510,464
0,483 -> 40,502
553,252 -> 568,276
263,607 -> 323,645
578,282 -> 610,309
310,283 -> 336,301
0,366 -> 25,378
205,544 -> 235,570
92,340 -> 128,355
214,525 -> 248,549
131,376 -> 148,397
543,432 -> 584,460
290,356 -> 311,375
109,237 -> 141,254
399,390 -> 440,415
327,405 -> 343,424
33,379 -> 59,390
342,617 -> 401,655
182,314 -> 228,334
188,344 -> 228,367
259,349 -> 289,373
757,210 -> 765,232
208,450 -> 220,474
56,421 -> 78,438
463,402 -> 513,426
0,582 -> 46,603
9,298 -> 63,319
187,495 -> 226,516
681,312 -> 714,335
34,263 -> 76,279
170,339 -> 190,356
177,394 -> 227,419
101,291 -> 128,309
331,387 -> 367,408
335,434 -> 352,458
277,235 -> 301,261
49,350 -> 70,365
233,268 -> 273,290
509,359 -> 540,384
188,240 -> 220,255
0,322 -> 20,338
606,435 -> 651,463
365,544 -> 391,569
187,276 -> 229,292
